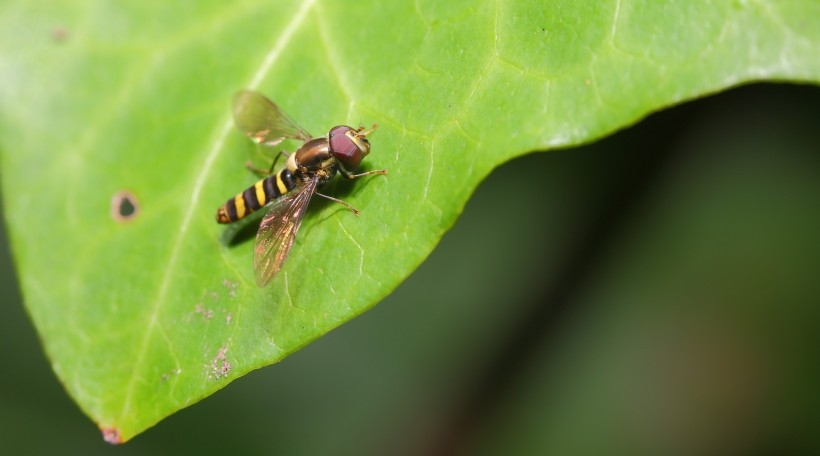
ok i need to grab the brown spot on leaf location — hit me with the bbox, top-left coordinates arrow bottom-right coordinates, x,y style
51,26 -> 69,43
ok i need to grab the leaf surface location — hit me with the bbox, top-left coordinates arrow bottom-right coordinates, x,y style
1,0 -> 818,442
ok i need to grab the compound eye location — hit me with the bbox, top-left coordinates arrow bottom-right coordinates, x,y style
329,125 -> 368,171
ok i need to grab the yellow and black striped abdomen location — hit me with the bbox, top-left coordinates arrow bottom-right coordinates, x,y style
216,169 -> 297,224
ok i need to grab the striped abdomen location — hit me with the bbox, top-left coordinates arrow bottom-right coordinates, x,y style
216,169 -> 298,223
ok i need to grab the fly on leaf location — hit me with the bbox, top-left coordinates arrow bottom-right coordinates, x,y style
216,90 -> 387,287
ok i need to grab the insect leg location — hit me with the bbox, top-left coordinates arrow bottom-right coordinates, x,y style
245,150 -> 291,176
314,192 -> 361,216
339,168 -> 388,180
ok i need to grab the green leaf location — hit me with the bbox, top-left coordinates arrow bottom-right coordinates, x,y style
1,0 -> 818,443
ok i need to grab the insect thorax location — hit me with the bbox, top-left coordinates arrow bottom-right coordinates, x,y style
292,137 -> 337,183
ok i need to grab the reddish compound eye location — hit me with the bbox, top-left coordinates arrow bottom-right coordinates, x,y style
329,125 -> 369,171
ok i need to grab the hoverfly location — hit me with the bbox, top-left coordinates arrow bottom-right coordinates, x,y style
216,90 -> 387,287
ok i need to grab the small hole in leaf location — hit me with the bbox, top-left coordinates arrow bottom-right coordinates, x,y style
111,190 -> 140,223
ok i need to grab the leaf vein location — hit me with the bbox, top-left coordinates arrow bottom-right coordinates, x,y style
118,0 -> 317,422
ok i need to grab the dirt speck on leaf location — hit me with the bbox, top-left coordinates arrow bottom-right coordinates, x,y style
195,303 -> 214,320
222,279 -> 237,298
207,346 -> 231,380
161,368 -> 182,382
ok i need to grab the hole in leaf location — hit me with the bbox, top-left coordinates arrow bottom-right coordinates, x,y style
111,190 -> 140,222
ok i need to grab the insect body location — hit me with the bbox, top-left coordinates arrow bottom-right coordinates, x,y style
216,90 -> 387,287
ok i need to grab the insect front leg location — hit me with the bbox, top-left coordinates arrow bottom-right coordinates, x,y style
339,168 -> 389,180
314,192 -> 362,216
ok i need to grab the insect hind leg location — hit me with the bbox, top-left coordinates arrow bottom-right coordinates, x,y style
245,150 -> 291,176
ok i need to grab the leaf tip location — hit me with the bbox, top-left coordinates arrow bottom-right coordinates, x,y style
100,426 -> 123,445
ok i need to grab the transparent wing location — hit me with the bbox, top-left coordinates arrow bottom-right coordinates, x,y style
253,177 -> 319,287
232,90 -> 312,146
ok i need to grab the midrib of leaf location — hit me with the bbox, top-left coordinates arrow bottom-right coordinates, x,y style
117,0 -> 318,424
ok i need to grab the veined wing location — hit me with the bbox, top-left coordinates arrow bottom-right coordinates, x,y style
253,177 -> 319,287
233,90 -> 312,146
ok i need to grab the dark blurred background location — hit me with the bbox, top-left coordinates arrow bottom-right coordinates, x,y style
2,83 -> 819,455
